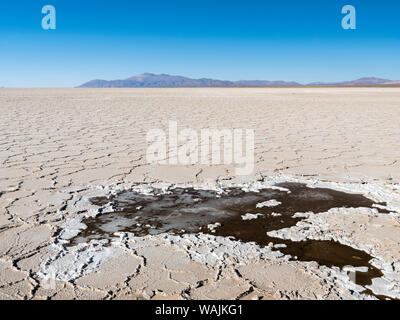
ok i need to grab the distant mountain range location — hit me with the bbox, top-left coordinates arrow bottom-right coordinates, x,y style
78,73 -> 400,88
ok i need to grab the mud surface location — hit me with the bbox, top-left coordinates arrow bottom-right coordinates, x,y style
69,183 -> 391,293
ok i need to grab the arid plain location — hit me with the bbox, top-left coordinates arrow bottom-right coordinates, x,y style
0,88 -> 399,300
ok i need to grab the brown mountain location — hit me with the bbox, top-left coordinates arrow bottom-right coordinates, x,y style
78,74 -> 400,88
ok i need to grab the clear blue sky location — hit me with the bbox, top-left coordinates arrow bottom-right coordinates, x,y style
1,0 -> 399,87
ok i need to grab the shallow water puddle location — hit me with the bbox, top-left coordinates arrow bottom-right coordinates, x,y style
70,183 -> 392,297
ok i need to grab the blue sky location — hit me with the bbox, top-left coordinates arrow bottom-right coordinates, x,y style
0,0 -> 399,87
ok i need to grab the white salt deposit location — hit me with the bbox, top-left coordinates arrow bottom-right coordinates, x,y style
256,199 -> 282,208
241,213 -> 264,220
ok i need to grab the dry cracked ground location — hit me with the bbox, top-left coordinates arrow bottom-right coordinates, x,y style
0,88 -> 399,300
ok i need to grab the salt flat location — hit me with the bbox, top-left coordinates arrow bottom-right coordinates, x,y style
0,88 -> 399,300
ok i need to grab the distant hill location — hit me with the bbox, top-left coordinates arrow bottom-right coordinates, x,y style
234,80 -> 301,87
78,74 -> 400,88
310,77 -> 400,87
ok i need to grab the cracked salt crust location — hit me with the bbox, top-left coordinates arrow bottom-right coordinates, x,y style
2,88 -> 400,300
